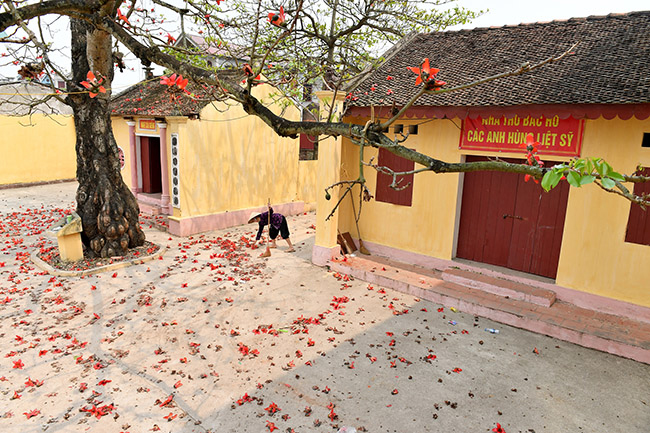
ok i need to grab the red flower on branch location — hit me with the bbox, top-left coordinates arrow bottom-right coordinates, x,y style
116,9 -> 130,26
407,58 -> 446,90
268,6 -> 286,27
521,133 -> 543,183
160,73 -> 188,90
80,71 -> 107,98
166,33 -> 176,45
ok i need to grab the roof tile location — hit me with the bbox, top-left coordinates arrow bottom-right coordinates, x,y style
348,11 -> 650,110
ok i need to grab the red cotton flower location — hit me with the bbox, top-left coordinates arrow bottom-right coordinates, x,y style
493,422 -> 506,433
407,58 -> 445,89
266,421 -> 278,432
521,133 -> 543,183
80,71 -> 107,98
13,359 -> 24,369
23,409 -> 40,419
268,6 -> 286,27
116,8 -> 130,26
520,133 -> 539,153
166,33 -> 176,45
160,74 -> 188,91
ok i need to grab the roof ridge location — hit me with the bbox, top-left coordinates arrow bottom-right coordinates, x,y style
443,9 -> 650,34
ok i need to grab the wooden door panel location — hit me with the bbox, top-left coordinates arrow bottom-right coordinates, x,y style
148,137 -> 162,194
457,156 -> 569,279
141,136 -> 152,193
507,176 -> 542,273
481,169 -> 517,266
457,156 -> 516,265
527,180 -> 569,278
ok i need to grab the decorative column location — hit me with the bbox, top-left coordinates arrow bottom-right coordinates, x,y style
157,122 -> 171,214
126,120 -> 139,193
312,91 -> 346,266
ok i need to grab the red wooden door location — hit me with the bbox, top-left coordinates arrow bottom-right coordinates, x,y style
456,156 -> 569,279
140,137 -> 162,194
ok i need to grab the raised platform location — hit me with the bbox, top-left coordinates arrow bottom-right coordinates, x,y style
329,255 -> 650,364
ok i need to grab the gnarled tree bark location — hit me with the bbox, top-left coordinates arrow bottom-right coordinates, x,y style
67,17 -> 144,258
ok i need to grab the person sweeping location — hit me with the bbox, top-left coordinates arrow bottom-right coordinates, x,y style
248,207 -> 295,253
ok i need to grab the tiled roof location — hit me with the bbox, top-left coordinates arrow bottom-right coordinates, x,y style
0,81 -> 72,115
347,11 -> 650,114
110,72 -> 241,117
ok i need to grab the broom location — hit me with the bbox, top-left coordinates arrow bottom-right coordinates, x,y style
259,198 -> 272,258
349,190 -> 370,255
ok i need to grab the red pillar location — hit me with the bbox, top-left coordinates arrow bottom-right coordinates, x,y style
126,120 -> 140,193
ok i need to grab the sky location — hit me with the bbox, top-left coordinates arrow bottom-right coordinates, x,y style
104,0 -> 650,90
1,1 -> 649,91
446,0 -> 649,30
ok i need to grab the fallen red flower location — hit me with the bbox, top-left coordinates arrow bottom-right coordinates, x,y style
23,409 -> 40,419
159,394 -> 174,407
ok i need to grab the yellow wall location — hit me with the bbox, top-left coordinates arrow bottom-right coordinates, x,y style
113,83 -> 317,219
338,118 -> 463,260
0,114 -> 76,185
298,160 -> 318,210
336,115 -> 650,307
175,86 -> 301,217
111,118 -> 132,189
556,117 -> 650,306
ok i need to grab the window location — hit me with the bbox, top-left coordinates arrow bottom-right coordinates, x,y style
299,133 -> 318,160
625,167 -> 650,246
642,133 -> 650,148
375,147 -> 414,206
408,124 -> 419,135
394,124 -> 404,134
299,105 -> 319,160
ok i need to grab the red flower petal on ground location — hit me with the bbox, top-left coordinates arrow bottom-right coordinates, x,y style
13,359 -> 24,369
266,421 -> 278,432
493,422 -> 506,433
24,409 -> 40,419
159,394 -> 174,407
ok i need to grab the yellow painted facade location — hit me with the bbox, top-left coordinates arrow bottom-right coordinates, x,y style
112,82 -> 317,229
0,113 -> 76,185
557,117 -> 650,306
328,114 -> 650,308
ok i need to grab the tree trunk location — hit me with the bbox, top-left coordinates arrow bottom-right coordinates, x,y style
68,18 -> 145,258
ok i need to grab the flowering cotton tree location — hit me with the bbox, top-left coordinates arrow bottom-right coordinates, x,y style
0,0 -> 648,257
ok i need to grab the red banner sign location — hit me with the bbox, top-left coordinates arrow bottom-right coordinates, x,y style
139,119 -> 156,130
460,115 -> 584,157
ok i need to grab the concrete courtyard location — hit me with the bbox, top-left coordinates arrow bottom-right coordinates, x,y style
0,182 -> 648,433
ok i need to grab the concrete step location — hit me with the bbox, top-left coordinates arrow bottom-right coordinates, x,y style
442,268 -> 556,307
138,202 -> 161,216
328,255 -> 650,364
